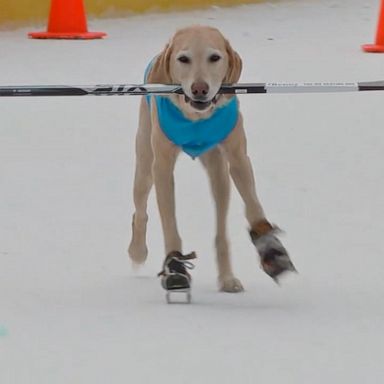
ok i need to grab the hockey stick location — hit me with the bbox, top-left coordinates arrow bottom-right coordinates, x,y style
0,80 -> 383,97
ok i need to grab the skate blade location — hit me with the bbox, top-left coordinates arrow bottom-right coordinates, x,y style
166,289 -> 192,304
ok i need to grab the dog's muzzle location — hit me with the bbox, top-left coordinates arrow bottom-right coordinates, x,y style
184,94 -> 220,111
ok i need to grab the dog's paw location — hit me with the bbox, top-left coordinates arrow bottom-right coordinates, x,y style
128,242 -> 148,265
219,276 -> 244,293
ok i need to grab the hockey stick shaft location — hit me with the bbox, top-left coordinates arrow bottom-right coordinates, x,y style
0,80 -> 383,97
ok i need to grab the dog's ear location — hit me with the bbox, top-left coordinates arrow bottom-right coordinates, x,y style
224,39 -> 242,84
147,43 -> 173,84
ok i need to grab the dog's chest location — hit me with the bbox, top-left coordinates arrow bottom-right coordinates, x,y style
151,96 -> 239,159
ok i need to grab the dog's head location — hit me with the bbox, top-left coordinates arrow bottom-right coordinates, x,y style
148,26 -> 242,115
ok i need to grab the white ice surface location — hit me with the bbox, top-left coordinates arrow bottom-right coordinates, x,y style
1,0 -> 384,383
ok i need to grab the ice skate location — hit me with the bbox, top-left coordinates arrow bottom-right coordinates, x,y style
158,251 -> 196,303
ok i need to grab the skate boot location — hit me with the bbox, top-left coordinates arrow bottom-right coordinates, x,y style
158,251 -> 196,303
250,220 -> 297,283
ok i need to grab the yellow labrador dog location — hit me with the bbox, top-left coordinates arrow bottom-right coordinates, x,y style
128,26 -> 295,293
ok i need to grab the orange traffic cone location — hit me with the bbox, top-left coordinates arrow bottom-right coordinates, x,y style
28,0 -> 106,39
362,0 -> 384,52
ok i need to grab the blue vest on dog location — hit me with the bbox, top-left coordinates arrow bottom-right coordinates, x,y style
145,60 -> 239,159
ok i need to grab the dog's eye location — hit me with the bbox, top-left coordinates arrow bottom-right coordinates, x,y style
177,55 -> 191,64
209,54 -> 221,63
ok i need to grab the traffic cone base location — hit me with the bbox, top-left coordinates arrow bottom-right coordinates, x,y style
28,31 -> 106,40
362,43 -> 384,53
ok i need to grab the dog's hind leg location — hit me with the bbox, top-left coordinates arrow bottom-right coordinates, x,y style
200,148 -> 244,292
128,98 -> 153,265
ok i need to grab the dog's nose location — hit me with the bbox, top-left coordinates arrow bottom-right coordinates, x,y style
191,81 -> 209,99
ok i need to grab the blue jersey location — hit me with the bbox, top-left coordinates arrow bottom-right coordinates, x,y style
145,59 -> 239,159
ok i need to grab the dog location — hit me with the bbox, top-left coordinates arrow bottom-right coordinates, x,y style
128,25 -> 295,292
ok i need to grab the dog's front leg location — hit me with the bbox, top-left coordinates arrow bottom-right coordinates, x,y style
223,115 -> 296,281
151,120 -> 182,255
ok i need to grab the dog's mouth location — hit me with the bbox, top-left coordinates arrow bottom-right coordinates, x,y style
184,95 -> 219,111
